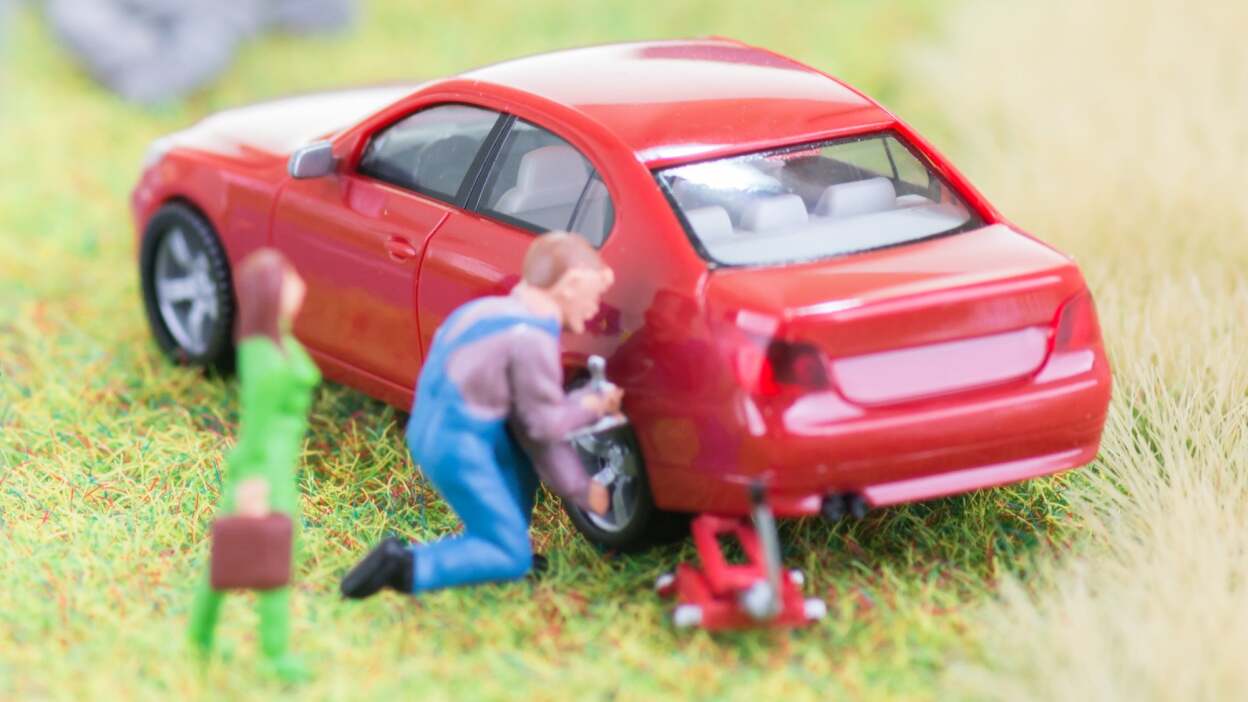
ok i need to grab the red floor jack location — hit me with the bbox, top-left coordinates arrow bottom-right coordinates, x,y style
655,483 -> 827,630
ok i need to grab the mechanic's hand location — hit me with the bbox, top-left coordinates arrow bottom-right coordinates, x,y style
598,385 -> 623,415
588,481 -> 611,515
580,384 -> 624,416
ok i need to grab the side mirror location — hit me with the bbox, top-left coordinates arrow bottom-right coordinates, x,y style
288,141 -> 336,179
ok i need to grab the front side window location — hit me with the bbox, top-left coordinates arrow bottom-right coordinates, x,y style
479,119 -> 614,246
358,104 -> 500,202
656,132 -> 981,266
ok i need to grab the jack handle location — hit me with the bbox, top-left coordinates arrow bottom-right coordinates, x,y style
748,481 -> 784,620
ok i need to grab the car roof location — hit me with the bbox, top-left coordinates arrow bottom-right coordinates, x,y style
462,39 -> 894,168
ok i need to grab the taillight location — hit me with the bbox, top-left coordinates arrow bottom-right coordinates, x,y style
735,339 -> 828,396
1053,288 -> 1101,351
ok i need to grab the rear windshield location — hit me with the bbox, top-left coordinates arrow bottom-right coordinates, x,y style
655,131 -> 982,266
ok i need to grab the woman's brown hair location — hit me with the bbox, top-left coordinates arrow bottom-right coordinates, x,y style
234,248 -> 292,345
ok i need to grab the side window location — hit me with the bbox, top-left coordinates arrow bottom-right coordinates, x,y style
833,135 -> 933,193
884,137 -> 935,193
831,136 -> 895,179
478,119 -> 615,246
358,104 -> 500,203
568,173 -> 614,247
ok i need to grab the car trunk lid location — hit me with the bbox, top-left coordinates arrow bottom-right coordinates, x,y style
705,224 -> 1083,405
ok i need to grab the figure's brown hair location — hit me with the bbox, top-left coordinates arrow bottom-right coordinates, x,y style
234,248 -> 292,345
521,232 -> 606,289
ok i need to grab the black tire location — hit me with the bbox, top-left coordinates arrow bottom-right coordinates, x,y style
139,202 -> 236,372
562,422 -> 689,553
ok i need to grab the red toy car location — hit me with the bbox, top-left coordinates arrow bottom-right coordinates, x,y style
132,39 -> 1112,550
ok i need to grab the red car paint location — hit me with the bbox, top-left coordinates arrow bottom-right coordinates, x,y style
131,39 -> 1111,517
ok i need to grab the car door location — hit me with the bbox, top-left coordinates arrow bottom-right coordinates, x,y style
271,104 -> 505,392
416,116 -> 617,351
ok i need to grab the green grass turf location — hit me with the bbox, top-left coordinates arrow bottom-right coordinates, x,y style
0,2 -> 1087,699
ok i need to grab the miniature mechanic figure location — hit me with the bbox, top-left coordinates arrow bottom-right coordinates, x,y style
188,249 -> 319,682
341,232 -> 620,598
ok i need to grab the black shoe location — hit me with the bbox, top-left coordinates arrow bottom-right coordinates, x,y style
341,537 -> 414,599
530,553 -> 549,579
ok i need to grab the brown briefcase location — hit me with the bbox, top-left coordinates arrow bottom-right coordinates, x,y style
209,513 -> 293,591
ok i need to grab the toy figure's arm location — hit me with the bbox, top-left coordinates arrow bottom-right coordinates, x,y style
508,335 -> 600,442
507,333 -> 601,508
225,339 -> 284,487
517,439 -> 593,510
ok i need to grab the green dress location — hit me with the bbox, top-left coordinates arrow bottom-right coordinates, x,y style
188,335 -> 320,682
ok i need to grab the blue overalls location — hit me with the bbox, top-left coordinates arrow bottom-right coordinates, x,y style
405,303 -> 561,592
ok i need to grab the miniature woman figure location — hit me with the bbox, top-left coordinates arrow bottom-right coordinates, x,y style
188,248 -> 319,682
341,232 -> 619,598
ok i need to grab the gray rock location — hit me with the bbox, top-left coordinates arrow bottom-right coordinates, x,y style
43,0 -> 356,105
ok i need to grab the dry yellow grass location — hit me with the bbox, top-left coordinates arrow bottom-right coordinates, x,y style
911,1 -> 1248,698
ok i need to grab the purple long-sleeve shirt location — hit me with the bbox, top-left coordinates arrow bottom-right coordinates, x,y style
441,295 -> 600,508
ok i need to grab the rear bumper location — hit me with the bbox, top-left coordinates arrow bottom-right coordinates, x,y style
859,445 -> 1094,508
761,349 -> 1110,514
652,348 -> 1111,517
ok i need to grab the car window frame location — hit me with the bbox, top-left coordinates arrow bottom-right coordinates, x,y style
461,116 -> 618,248
354,102 -> 511,209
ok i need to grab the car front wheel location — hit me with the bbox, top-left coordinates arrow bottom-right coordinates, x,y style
139,202 -> 235,371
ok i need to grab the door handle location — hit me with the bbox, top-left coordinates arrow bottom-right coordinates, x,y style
385,236 -> 418,262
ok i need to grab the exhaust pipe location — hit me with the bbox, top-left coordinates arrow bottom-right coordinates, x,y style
820,493 -> 869,522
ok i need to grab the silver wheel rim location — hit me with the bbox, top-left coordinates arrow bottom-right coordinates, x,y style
153,227 -> 219,356
573,428 -> 642,534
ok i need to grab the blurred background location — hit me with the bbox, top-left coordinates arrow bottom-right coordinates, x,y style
1,1 -> 1245,700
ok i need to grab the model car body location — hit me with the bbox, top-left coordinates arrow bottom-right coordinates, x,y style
132,39 -> 1112,548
